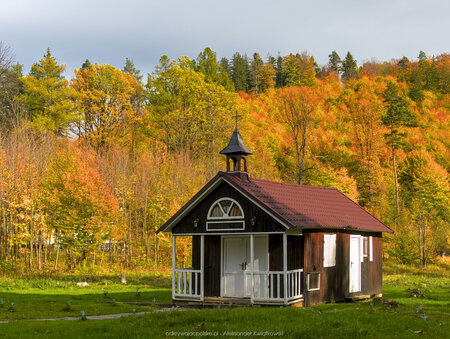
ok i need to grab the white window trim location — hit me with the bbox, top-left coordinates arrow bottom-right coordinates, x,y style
207,197 -> 245,220
206,220 -> 245,231
307,272 -> 320,291
369,236 -> 373,261
323,234 -> 336,268
360,236 -> 364,263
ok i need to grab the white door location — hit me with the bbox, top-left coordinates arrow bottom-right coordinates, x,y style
223,236 -> 249,297
222,235 -> 269,298
349,235 -> 361,293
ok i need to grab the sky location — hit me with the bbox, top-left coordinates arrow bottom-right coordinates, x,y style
1,0 -> 449,78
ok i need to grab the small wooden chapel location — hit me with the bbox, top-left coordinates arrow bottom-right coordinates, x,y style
157,128 -> 393,306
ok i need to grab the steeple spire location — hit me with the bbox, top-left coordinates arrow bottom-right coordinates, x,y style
220,128 -> 252,174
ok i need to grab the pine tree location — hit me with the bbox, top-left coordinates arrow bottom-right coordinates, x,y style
194,48 -> 234,91
123,58 -> 143,83
249,53 -> 264,95
275,55 -> 285,87
21,48 -> 77,135
382,81 -> 417,215
80,59 -> 91,71
282,53 -> 315,87
328,50 -> 342,74
341,52 -> 359,81
231,52 -> 250,92
220,57 -> 231,77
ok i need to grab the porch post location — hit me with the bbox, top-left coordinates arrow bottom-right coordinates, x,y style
200,235 -> 204,301
250,234 -> 254,303
172,235 -> 176,301
283,233 -> 287,304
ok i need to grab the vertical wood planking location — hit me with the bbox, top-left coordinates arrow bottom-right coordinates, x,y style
250,233 -> 254,303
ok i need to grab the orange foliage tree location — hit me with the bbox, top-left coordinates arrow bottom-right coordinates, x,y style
41,143 -> 119,269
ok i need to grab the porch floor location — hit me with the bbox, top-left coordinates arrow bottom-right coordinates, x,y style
174,297 -> 252,308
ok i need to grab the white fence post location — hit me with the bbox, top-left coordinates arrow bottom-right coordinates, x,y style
200,235 -> 204,301
172,235 -> 176,301
250,234 -> 254,303
283,233 -> 287,305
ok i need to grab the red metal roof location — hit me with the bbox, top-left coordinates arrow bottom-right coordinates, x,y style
158,172 -> 393,233
222,172 -> 393,233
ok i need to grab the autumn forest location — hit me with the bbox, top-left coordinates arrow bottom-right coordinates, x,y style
0,44 -> 448,273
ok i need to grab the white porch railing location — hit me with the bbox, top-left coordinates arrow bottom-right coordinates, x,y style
251,269 -> 303,303
174,268 -> 201,299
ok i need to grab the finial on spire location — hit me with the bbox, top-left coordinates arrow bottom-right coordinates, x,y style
233,112 -> 241,129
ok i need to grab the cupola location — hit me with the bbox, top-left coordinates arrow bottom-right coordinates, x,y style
220,128 -> 253,174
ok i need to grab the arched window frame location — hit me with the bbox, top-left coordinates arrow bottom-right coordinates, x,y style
207,198 -> 245,220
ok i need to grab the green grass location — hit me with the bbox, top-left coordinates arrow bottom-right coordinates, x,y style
0,271 -> 171,321
0,262 -> 448,338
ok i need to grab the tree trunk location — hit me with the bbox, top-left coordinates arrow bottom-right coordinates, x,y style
54,243 -> 59,270
392,148 -> 400,215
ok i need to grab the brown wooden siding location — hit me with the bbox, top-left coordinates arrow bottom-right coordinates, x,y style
204,235 -> 221,297
269,234 -> 283,271
192,235 -> 200,270
192,230 -> 382,304
303,230 -> 383,306
172,182 -> 286,234
191,235 -> 221,297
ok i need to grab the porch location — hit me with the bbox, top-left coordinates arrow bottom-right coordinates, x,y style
172,233 -> 304,305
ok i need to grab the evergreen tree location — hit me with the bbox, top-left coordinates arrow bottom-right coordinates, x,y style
275,55 -> 285,87
220,57 -> 231,77
249,53 -> 264,95
328,50 -> 342,74
418,50 -> 427,62
80,59 -> 91,71
155,55 -> 172,74
341,52 -> 359,81
193,48 -> 234,91
396,56 -> 409,83
282,53 -> 315,87
123,57 -> 143,83
231,52 -> 250,92
382,81 -> 417,215
21,48 -> 77,135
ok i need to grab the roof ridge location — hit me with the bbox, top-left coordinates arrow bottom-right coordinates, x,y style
248,176 -> 339,190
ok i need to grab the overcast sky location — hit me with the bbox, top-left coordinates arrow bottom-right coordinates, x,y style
1,0 -> 448,78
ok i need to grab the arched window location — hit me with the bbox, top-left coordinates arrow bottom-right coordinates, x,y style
207,198 -> 244,220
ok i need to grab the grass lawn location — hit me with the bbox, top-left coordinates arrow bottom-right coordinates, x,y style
0,271 -> 171,321
0,261 -> 448,338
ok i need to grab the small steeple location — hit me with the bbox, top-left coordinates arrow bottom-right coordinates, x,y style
220,128 -> 252,173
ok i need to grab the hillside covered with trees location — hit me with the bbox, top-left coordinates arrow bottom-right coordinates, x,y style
0,43 -> 448,272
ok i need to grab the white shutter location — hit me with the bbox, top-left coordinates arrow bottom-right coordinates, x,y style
330,234 -> 336,266
323,234 -> 329,267
323,234 -> 336,267
369,236 -> 373,261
